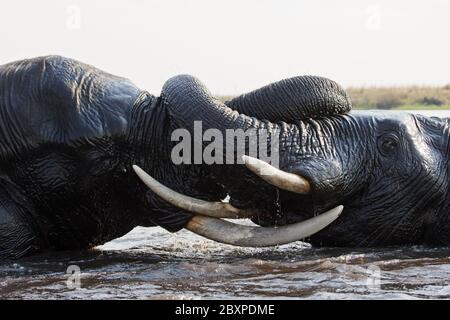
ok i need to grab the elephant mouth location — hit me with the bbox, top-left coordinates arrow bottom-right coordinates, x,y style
132,156 -> 344,247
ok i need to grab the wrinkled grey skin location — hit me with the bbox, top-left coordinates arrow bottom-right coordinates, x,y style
163,74 -> 450,248
0,56 -> 449,259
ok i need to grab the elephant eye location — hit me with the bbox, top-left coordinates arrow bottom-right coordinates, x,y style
377,134 -> 399,156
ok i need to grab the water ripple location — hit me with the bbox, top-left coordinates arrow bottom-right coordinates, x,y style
1,226 -> 450,299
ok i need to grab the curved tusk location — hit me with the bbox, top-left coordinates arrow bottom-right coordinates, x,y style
132,165 -> 252,219
242,155 -> 310,194
185,205 -> 343,247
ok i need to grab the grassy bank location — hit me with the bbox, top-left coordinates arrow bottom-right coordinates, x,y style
346,85 -> 450,110
219,85 -> 450,110
394,104 -> 450,110
352,103 -> 450,110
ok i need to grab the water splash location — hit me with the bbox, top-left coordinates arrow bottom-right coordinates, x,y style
2,226 -> 450,299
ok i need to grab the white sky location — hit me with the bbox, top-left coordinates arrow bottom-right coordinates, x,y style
1,0 -> 449,94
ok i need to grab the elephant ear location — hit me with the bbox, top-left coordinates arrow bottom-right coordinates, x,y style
225,76 -> 351,123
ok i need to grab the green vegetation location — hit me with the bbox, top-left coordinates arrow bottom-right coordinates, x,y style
219,84 -> 450,110
395,104 -> 450,110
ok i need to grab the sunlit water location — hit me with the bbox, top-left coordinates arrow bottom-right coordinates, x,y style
1,110 -> 450,300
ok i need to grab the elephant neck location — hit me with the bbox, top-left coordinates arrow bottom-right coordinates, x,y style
125,91 -> 173,172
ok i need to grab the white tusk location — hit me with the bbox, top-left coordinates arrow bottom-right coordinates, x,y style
242,155 -> 311,194
132,165 -> 252,219
185,205 -> 343,247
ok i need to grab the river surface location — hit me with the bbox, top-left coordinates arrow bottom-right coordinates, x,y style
1,110 -> 450,300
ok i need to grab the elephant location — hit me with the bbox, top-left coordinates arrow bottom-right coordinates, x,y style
0,55 -> 448,259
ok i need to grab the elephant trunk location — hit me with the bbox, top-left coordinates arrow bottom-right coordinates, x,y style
162,74 -> 274,132
161,74 -> 287,167
225,75 -> 351,123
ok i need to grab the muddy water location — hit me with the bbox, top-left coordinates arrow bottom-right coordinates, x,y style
2,110 -> 450,299
2,226 -> 450,299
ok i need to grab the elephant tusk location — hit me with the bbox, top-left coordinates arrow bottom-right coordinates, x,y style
132,165 -> 253,219
242,155 -> 311,194
133,164 -> 342,247
185,205 -> 343,247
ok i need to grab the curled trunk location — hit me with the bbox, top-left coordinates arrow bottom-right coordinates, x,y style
225,75 -> 352,123
162,74 -> 274,132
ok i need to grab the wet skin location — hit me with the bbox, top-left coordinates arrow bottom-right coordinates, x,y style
0,55 -> 449,259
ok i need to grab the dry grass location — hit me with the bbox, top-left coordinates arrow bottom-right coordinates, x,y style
218,85 -> 450,110
347,85 -> 450,109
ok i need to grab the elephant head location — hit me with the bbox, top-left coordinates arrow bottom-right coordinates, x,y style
133,74 -> 450,248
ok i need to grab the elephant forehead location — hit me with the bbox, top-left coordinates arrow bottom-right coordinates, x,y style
356,111 -> 442,167
352,110 -> 418,133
